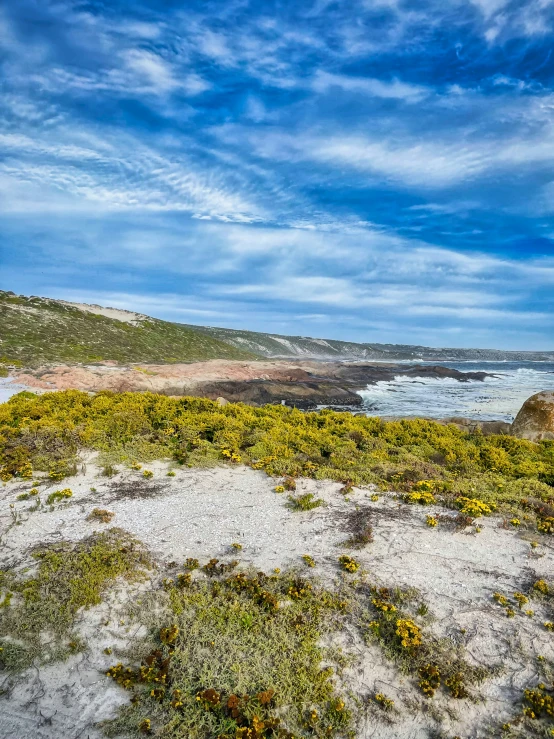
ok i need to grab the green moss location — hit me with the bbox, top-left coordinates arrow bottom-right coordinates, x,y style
104,566 -> 354,739
0,529 -> 151,672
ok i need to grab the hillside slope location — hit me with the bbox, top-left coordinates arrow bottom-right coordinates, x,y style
190,324 -> 554,362
1,289 -> 553,366
0,292 -> 256,365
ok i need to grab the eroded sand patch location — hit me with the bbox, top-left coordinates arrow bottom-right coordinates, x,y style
1,463 -> 553,738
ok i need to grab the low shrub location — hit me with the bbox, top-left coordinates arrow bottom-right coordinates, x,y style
46,487 -> 73,505
287,493 -> 324,511
87,508 -> 115,523
0,529 -> 151,671
103,566 -> 354,739
0,390 -> 552,527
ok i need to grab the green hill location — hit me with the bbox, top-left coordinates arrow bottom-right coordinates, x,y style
2,289 -> 553,367
0,291 -> 256,365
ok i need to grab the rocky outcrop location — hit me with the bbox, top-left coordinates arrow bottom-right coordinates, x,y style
512,391 -> 554,441
188,380 -> 363,410
14,360 -> 491,404
315,363 -> 490,385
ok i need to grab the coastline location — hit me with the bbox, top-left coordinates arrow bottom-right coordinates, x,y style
3,358 -> 554,425
9,359 -> 490,408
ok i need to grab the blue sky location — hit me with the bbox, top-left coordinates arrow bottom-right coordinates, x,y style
1,0 -> 554,350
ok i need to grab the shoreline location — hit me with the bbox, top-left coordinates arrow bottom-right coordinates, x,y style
9,359 -> 491,408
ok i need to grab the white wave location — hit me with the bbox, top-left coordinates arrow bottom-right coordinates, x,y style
359,362 -> 554,421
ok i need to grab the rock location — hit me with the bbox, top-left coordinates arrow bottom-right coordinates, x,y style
216,396 -> 229,406
441,417 -> 512,436
512,391 -> 554,441
188,380 -> 363,409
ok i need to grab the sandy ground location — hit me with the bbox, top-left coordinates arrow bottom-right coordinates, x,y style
1,462 -> 553,738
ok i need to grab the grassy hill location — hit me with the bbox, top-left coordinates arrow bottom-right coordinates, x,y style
2,289 -> 553,367
0,292 -> 256,365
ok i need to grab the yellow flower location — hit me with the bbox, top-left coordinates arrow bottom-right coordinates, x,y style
395,618 -> 421,648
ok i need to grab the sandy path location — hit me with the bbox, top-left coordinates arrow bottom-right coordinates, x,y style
0,463 -> 553,738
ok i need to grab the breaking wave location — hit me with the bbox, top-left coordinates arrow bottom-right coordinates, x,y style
358,362 -> 554,422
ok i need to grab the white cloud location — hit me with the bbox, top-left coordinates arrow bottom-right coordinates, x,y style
469,0 -> 510,20
219,273 -> 550,322
123,49 -> 178,92
0,126 -> 263,221
311,71 -> 429,101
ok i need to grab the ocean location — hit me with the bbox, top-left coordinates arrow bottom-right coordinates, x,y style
0,377 -> 31,404
358,361 -> 554,422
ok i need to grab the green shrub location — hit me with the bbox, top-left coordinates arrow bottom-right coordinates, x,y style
0,529 -> 151,671
103,567 -> 353,739
1,391 -> 552,526
287,493 -> 325,511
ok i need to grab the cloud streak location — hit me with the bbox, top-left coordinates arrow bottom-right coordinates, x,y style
0,0 -> 553,348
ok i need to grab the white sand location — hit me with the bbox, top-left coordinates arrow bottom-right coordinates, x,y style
1,462 -> 553,738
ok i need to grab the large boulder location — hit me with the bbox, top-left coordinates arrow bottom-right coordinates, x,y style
512,391 -> 554,441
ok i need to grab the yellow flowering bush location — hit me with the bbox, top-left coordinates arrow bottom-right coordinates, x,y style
455,497 -> 493,517
338,555 -> 360,573
533,580 -> 549,595
372,597 -> 396,613
395,618 -> 422,649
374,693 -> 394,710
523,685 -> 554,719
537,517 -> 554,535
46,488 -> 73,505
1,390 -> 552,529
404,491 -> 436,505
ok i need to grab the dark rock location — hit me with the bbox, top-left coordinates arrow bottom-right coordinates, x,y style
187,379 -> 363,409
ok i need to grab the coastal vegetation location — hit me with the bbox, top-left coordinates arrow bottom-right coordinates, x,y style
1,390 -> 554,736
104,566 -> 355,739
0,529 -> 150,672
0,292 -> 255,365
1,389 -> 552,530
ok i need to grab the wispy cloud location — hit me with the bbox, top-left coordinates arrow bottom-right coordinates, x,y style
1,0 -> 553,348
310,71 -> 429,101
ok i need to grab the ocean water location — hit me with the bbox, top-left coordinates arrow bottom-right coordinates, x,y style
358,362 -> 554,422
0,377 -> 33,404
